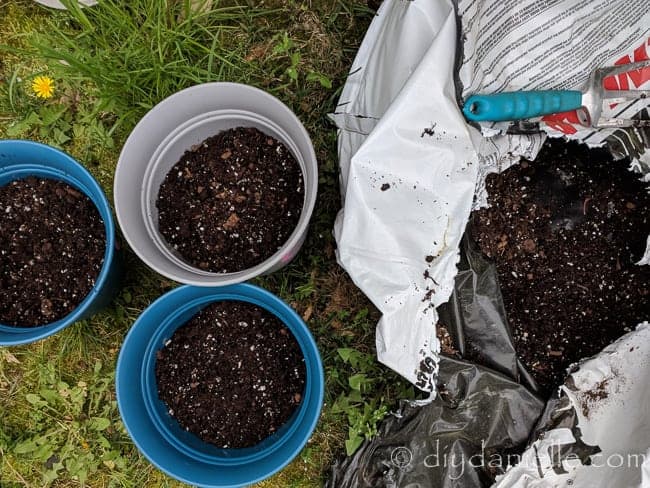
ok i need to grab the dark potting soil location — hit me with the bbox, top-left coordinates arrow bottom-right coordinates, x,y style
155,301 -> 306,449
0,177 -> 105,327
471,139 -> 649,392
156,127 -> 304,273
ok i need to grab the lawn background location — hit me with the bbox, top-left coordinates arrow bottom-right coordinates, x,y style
0,1 -> 415,486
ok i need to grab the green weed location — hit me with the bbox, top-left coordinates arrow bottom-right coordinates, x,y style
270,31 -> 333,88
9,361 -> 123,484
328,316 -> 416,455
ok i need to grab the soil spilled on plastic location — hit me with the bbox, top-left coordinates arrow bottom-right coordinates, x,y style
0,177 -> 105,327
156,127 -> 304,273
155,301 -> 306,448
471,139 -> 649,392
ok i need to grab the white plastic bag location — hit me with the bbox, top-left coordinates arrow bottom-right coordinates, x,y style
332,0 -> 546,391
333,0 -> 476,391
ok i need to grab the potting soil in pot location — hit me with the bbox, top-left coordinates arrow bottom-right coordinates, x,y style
156,127 -> 304,273
0,177 -> 105,327
155,300 -> 306,449
471,139 -> 649,393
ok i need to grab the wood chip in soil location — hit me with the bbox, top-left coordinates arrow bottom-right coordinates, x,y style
0,177 -> 105,327
155,301 -> 306,449
471,139 -> 649,393
156,127 -> 304,273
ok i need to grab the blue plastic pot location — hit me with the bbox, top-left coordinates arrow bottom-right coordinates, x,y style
0,140 -> 121,345
116,284 -> 325,488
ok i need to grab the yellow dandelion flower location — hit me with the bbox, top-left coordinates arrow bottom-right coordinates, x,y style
31,76 -> 55,99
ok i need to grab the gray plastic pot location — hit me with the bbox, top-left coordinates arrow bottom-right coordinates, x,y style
114,83 -> 317,286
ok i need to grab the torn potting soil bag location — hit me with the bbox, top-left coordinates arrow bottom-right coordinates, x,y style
331,0 -> 544,393
327,322 -> 650,488
492,322 -> 650,488
326,233 -> 546,487
331,0 -> 650,392
327,227 -> 649,487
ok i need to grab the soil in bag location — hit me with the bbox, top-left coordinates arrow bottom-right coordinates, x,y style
0,177 -> 105,327
471,139 -> 649,392
156,127 -> 304,273
155,300 -> 306,449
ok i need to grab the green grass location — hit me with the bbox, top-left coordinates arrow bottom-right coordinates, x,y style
0,1 -> 416,486
26,0 -> 261,133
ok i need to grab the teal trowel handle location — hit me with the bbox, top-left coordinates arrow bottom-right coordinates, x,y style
463,90 -> 583,122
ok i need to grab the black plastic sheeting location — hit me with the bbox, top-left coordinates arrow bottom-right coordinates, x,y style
326,358 -> 544,488
327,237 -> 546,487
438,237 -> 541,394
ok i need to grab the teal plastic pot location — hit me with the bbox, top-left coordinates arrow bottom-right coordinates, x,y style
0,140 -> 121,345
116,284 -> 324,488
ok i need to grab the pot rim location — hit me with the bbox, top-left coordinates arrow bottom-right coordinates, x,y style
114,82 -> 318,287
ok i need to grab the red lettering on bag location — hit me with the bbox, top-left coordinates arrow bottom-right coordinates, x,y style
604,40 -> 650,90
541,111 -> 581,134
543,38 -> 650,131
